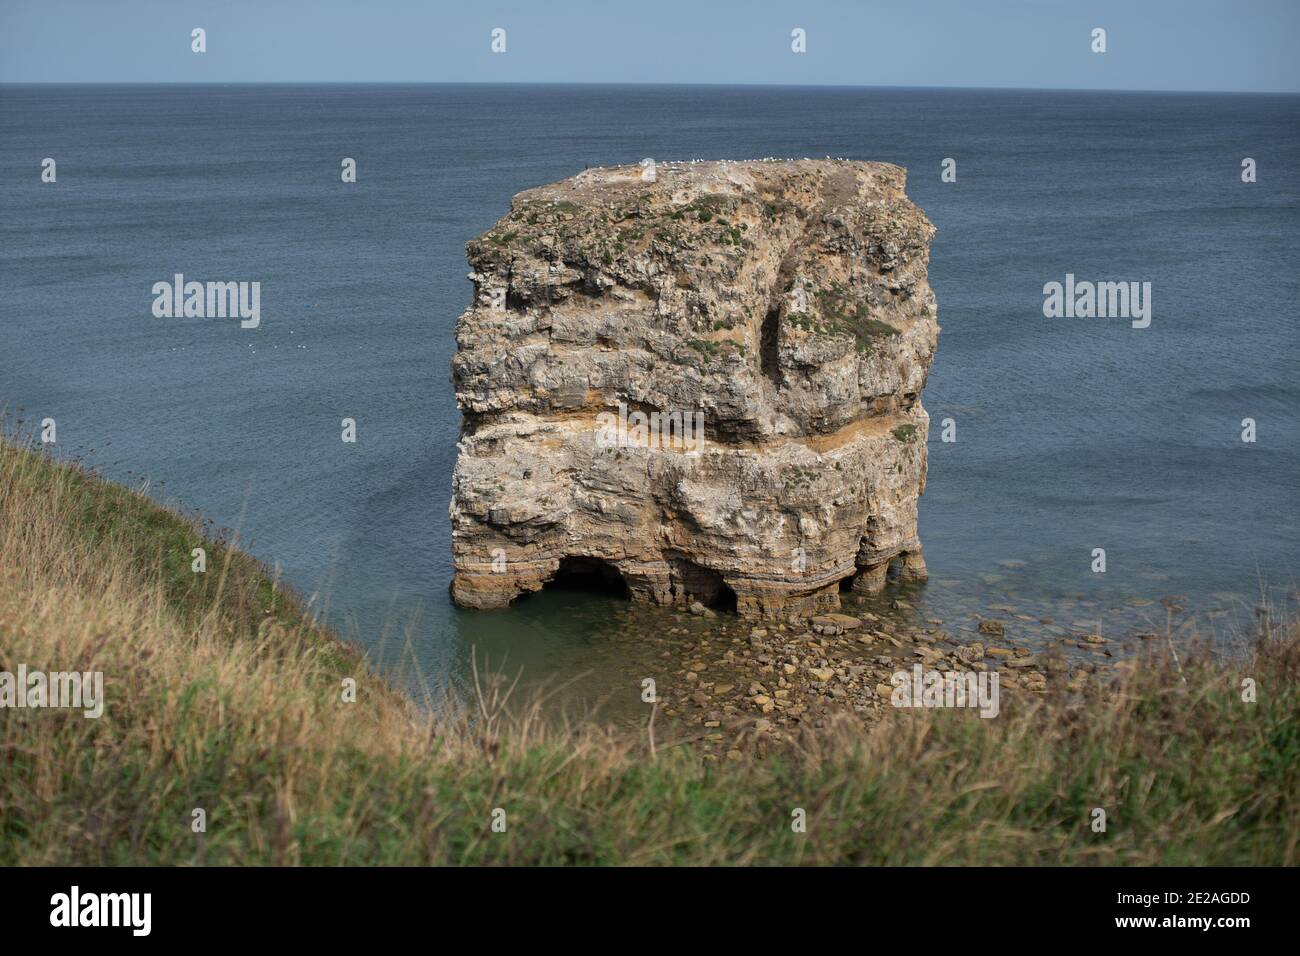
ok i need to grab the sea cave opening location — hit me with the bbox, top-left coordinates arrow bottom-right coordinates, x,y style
712,581 -> 739,614
669,556 -> 738,614
544,556 -> 630,598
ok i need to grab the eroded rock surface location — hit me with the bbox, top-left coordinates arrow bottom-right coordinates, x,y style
450,159 -> 938,621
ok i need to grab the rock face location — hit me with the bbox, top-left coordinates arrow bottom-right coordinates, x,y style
450,159 -> 938,621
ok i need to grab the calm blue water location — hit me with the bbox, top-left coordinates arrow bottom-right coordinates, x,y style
3,85 -> 1298,707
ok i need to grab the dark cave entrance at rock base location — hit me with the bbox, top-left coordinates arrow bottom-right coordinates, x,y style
712,582 -> 738,614
669,557 -> 738,614
888,556 -> 905,583
545,556 -> 630,598
841,555 -> 905,592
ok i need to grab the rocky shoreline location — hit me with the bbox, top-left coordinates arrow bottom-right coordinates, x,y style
661,606 -> 1117,756
548,583 -> 1139,758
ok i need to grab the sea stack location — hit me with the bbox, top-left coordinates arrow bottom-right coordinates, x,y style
450,159 -> 938,621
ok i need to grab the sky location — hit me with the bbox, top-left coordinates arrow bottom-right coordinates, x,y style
1,0 -> 1297,92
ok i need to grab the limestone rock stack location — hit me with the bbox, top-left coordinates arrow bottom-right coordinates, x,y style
450,159 -> 938,621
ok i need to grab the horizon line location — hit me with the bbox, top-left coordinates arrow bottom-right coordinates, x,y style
1,79 -> 1297,97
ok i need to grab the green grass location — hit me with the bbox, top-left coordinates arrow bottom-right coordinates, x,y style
1,437 -> 1296,865
794,282 -> 904,352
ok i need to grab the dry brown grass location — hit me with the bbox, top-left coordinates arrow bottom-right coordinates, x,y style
2,437 -> 1296,865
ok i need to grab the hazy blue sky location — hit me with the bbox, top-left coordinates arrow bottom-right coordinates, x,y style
1,0 -> 1297,91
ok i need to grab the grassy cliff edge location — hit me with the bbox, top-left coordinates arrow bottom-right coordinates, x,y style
1,438 -> 1296,865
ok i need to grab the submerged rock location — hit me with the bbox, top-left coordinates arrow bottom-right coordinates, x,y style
450,159 -> 938,620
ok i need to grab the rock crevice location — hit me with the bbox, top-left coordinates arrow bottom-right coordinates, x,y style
450,159 -> 938,621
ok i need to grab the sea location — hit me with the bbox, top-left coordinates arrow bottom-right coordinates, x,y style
3,83 -> 1297,718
